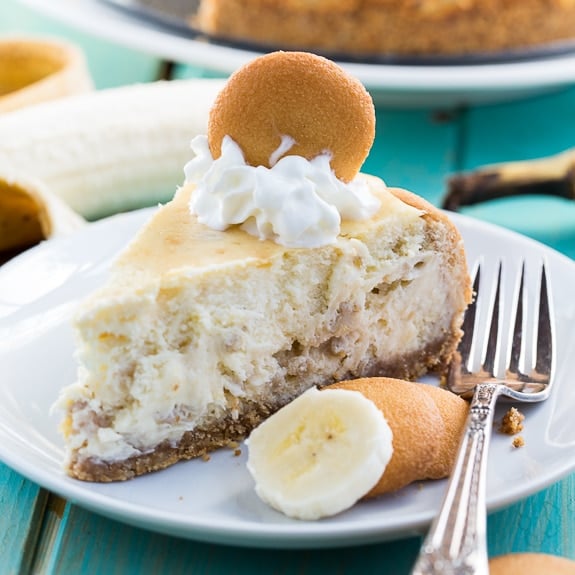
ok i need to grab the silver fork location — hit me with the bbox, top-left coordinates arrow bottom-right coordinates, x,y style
411,260 -> 554,575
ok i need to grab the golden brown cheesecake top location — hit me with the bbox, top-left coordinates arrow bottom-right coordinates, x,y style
114,175 -> 422,277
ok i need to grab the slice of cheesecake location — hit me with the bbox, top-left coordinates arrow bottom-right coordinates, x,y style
58,174 -> 471,482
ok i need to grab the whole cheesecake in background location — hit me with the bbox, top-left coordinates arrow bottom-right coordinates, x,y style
56,51 -> 472,482
195,0 -> 575,59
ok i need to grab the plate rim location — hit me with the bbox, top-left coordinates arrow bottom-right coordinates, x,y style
1,209 -> 575,549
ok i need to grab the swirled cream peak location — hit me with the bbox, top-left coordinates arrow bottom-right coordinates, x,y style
183,135 -> 381,248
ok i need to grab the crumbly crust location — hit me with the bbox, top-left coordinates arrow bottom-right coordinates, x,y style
512,436 -> 525,448
499,406 -> 525,435
195,0 -> 575,57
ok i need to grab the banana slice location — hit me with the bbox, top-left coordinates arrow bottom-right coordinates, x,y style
246,386 -> 393,520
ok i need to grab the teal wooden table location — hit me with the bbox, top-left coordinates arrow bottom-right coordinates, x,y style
2,2 -> 575,573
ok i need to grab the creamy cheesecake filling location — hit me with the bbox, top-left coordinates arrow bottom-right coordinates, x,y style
57,179 -> 466,467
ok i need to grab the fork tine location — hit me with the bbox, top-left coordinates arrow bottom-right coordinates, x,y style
483,262 -> 502,376
458,263 -> 481,372
535,263 -> 553,377
507,261 -> 525,376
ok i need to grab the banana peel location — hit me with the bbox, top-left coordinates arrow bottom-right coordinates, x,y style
0,36 -> 93,114
0,171 -> 85,264
443,148 -> 575,211
0,36 -> 92,261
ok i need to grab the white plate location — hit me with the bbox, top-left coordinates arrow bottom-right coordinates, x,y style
0,209 -> 574,549
19,0 -> 575,107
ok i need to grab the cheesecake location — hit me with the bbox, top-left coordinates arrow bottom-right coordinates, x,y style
56,52 -> 471,482
59,177 -> 470,481
195,0 -> 575,59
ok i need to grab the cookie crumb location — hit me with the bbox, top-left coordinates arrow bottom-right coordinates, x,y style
499,407 -> 524,435
201,453 -> 211,462
234,448 -> 242,457
512,436 -> 525,448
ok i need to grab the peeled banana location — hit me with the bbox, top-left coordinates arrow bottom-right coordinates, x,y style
0,78 -> 224,220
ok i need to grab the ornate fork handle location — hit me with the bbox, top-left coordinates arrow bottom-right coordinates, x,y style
411,382 -> 502,575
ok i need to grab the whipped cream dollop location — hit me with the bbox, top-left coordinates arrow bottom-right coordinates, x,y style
183,135 -> 381,248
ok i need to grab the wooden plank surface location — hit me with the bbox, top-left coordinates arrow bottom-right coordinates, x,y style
0,464 -> 48,575
365,107 -> 461,207
487,476 -> 575,558
37,502 -> 422,575
24,476 -> 574,574
456,86 -> 575,259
